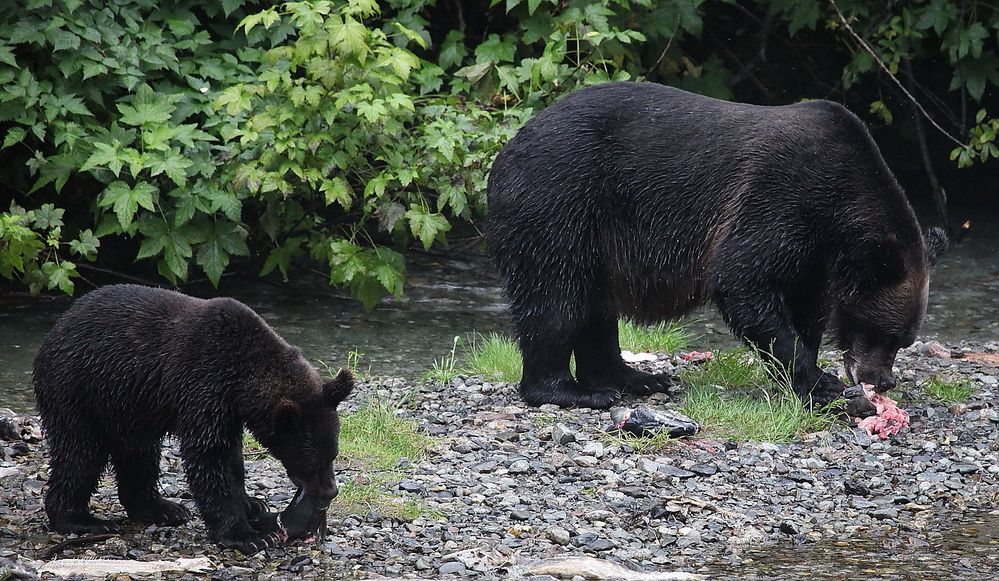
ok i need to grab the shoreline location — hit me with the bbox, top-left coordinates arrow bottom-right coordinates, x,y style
2,339 -> 998,579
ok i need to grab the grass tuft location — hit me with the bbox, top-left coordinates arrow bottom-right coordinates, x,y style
424,336 -> 462,383
456,321 -> 689,385
600,429 -> 682,453
678,348 -> 838,442
618,320 -> 689,353
339,398 -> 429,471
922,375 -> 974,402
461,333 -> 524,383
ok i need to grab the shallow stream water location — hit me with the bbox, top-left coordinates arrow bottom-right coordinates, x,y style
703,509 -> 999,579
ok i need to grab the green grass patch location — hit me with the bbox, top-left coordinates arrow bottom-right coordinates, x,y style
339,399 -> 429,471
333,479 -> 442,521
455,321 -> 689,385
618,320 -> 689,353
600,430 -> 681,453
922,375 -> 974,402
677,348 -> 838,442
461,333 -> 524,383
243,431 -> 266,456
333,397 -> 438,520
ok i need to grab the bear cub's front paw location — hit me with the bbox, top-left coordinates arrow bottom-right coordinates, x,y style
219,528 -> 288,554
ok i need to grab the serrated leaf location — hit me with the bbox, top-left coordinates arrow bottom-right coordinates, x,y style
98,181 -> 158,228
69,229 -> 100,259
196,221 -> 248,286
405,207 -> 451,250
260,236 -> 305,280
149,152 -> 192,186
321,177 -> 354,209
41,261 -> 76,295
48,28 -> 80,52
0,45 -> 18,68
80,141 -> 124,177
117,85 -> 177,126
330,16 -> 369,57
222,0 -> 244,17
3,126 -> 26,150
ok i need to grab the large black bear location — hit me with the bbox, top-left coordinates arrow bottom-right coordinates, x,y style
33,284 -> 355,553
486,82 -> 946,409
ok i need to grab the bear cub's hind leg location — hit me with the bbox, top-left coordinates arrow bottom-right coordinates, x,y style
44,425 -> 121,534
113,443 -> 192,526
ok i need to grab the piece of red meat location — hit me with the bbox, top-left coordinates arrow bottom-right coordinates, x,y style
854,383 -> 910,439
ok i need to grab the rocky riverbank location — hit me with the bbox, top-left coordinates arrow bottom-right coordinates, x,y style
2,340 -> 998,579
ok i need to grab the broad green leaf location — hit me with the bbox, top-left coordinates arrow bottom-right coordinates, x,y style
149,151 -> 192,186
98,181 -> 158,228
117,85 -> 177,126
321,177 -> 353,209
2,126 -> 26,150
68,229 -> 100,259
41,261 -> 76,295
196,221 -> 249,286
405,206 -> 451,251
80,141 -> 125,177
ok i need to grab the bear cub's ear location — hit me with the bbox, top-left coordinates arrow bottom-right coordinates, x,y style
323,369 -> 355,406
924,226 -> 948,267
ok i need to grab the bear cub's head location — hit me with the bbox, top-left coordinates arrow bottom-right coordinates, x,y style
835,227 -> 947,393
265,368 -> 355,511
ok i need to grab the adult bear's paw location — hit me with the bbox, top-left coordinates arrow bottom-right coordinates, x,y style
809,372 -> 847,409
243,495 -> 271,517
49,514 -> 122,534
520,378 -> 619,409
126,498 -> 192,526
619,368 -> 675,397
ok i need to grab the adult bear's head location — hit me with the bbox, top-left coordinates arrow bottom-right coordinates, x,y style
833,227 -> 947,392
264,368 -> 355,515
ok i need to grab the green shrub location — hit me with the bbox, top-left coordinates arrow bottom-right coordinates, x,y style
2,0 -> 995,301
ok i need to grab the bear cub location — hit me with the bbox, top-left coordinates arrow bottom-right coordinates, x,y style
33,284 -> 354,553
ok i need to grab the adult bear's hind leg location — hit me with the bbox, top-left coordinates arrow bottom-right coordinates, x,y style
517,316 -> 618,409
574,314 -> 673,396
113,442 -> 191,526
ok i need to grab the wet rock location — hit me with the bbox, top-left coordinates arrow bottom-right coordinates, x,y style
552,424 -> 577,445
439,561 -> 467,575
546,526 -> 571,546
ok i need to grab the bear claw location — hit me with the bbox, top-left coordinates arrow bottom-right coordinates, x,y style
221,530 -> 287,554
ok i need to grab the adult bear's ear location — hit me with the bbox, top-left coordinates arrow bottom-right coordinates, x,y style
274,398 -> 302,432
323,369 -> 355,406
924,226 -> 948,267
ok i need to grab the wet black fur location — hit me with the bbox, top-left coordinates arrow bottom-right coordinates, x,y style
33,284 -> 354,552
486,82 -> 945,409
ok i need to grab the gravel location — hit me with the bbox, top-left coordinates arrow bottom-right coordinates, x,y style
1,340 -> 997,579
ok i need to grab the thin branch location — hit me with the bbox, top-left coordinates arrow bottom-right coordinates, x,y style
646,18 -> 679,77
828,0 -> 966,149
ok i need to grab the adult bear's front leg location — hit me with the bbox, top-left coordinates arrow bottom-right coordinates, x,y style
716,284 -> 844,407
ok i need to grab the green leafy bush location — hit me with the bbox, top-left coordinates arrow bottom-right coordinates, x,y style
1,0 -> 995,302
